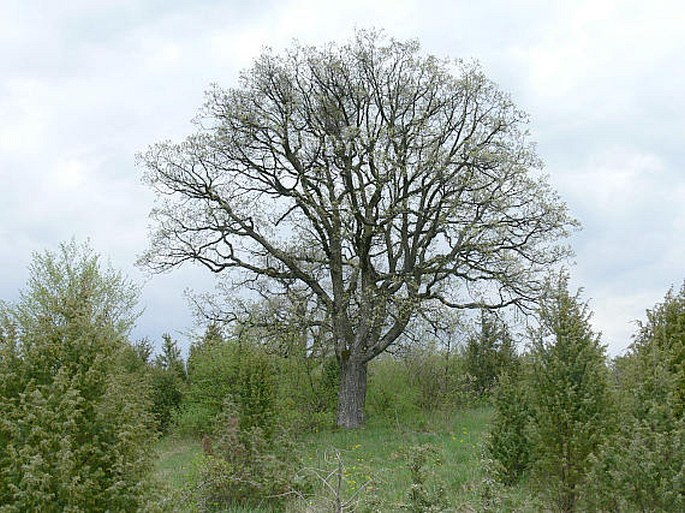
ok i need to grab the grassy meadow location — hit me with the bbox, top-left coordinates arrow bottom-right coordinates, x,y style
154,406 -> 538,512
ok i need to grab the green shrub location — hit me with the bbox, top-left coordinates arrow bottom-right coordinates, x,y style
403,344 -> 471,411
463,312 -> 518,398
260,352 -> 339,433
366,356 -> 422,422
175,404 -> 215,438
150,367 -> 184,432
401,445 -> 449,513
586,415 -> 685,512
526,275 -> 614,512
486,366 -> 531,485
235,347 -> 278,437
366,347 -> 473,424
586,283 -> 685,511
0,241 -> 157,512
149,334 -> 187,433
177,330 -> 242,436
194,397 -> 300,511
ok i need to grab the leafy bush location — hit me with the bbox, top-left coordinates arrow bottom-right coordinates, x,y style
586,416 -> 685,512
265,352 -> 339,433
585,283 -> 685,511
235,347 -> 278,437
403,344 -> 471,411
401,445 -> 449,513
463,312 -> 518,398
175,327 -> 241,436
194,397 -> 300,511
366,347 -> 472,424
366,356 -> 422,422
486,366 -> 531,485
0,241 -> 157,512
149,334 -> 187,433
526,276 -> 614,512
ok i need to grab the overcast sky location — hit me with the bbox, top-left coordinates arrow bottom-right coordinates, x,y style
1,0 -> 683,356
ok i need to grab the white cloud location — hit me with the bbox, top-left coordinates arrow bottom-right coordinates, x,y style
0,79 -> 51,153
558,147 -> 668,216
556,144 -> 684,353
53,158 -> 87,190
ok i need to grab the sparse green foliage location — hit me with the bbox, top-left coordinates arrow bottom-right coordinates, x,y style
150,334 -> 187,433
463,312 -> 518,397
0,240 -> 156,512
402,445 -> 449,513
294,449 -> 375,513
234,297 -> 342,431
133,337 -> 155,367
267,352 -> 340,433
526,275 -> 613,512
179,320 -> 341,437
194,396 -> 299,511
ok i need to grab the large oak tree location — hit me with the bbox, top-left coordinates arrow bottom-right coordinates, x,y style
139,31 -> 576,428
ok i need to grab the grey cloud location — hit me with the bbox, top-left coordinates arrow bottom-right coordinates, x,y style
1,0 -> 683,356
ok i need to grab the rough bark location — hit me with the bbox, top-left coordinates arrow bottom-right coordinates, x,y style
337,356 -> 368,429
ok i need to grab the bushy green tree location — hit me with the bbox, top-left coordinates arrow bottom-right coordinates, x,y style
0,241 -> 156,512
187,322 -> 224,375
486,363 -> 531,485
179,326 -> 286,437
176,324 -> 238,435
156,333 -> 186,378
149,334 -> 187,433
196,396 -> 299,511
587,283 -> 685,511
628,282 -> 685,419
463,311 -> 518,397
527,275 -> 613,512
186,334 -> 299,510
234,347 -> 278,437
226,297 -> 342,429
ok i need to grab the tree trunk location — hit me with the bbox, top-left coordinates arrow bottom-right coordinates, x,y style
337,357 -> 368,428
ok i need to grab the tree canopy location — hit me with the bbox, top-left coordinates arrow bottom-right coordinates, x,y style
140,30 -> 577,427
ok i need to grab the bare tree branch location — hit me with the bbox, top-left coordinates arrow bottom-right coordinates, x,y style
139,30 -> 578,427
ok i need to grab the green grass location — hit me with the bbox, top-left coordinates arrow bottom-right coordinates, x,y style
154,435 -> 202,490
297,407 -> 493,509
154,406 -> 498,512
